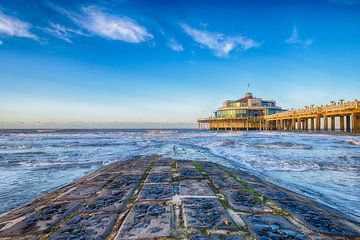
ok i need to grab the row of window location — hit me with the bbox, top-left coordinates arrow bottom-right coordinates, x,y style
226,101 -> 275,108
215,108 -> 283,118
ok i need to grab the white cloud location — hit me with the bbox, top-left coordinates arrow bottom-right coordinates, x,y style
181,23 -> 259,57
285,27 -> 313,48
168,38 -> 184,52
0,11 -> 38,40
44,23 -> 88,43
52,5 -> 153,43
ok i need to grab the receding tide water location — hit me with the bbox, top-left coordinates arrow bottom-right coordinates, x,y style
0,129 -> 359,222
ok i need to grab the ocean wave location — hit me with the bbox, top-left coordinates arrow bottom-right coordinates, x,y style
0,144 -> 33,150
346,140 -> 360,146
253,141 -> 313,150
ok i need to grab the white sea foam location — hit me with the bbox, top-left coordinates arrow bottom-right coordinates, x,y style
0,129 -> 359,221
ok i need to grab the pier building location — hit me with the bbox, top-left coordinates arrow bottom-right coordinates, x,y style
198,92 -> 285,130
198,93 -> 360,133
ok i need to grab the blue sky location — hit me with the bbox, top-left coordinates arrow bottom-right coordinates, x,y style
0,0 -> 359,128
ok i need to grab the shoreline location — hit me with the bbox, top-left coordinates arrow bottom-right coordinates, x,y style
0,155 -> 358,239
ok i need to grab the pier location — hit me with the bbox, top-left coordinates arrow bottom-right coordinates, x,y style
0,155 -> 359,239
198,96 -> 360,133
263,100 -> 360,133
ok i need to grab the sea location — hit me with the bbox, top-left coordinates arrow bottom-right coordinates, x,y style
0,129 -> 359,222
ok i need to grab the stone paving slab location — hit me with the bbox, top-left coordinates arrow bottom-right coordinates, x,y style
81,187 -> 134,213
245,214 -> 309,239
0,200 -> 83,237
49,213 -> 117,239
138,183 -> 174,201
190,235 -> 245,240
156,158 -> 174,166
179,169 -> 205,180
1,156 -> 359,239
177,161 -> 197,169
57,182 -> 104,201
183,198 -> 236,229
145,172 -> 172,183
278,200 -> 360,237
209,174 -> 244,190
179,181 -> 215,196
151,166 -> 173,173
221,189 -> 272,213
117,203 -> 171,239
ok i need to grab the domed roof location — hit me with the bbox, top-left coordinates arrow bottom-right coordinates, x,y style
234,92 -> 254,102
245,92 -> 253,98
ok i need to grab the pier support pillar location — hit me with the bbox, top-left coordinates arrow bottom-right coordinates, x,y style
310,118 -> 315,131
324,116 -> 328,131
304,118 -> 308,131
292,118 -> 296,131
297,118 -> 301,131
346,115 -> 351,132
331,116 -> 335,131
352,112 -> 359,133
316,115 -> 321,132
340,116 -> 345,132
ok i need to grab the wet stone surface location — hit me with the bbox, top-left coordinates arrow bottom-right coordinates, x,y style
151,165 -> 173,173
177,161 -> 196,169
278,201 -> 360,236
179,181 -> 215,196
179,169 -> 205,180
117,203 -> 171,239
183,198 -> 236,229
245,214 -> 309,240
0,200 -> 83,237
190,235 -> 245,240
58,183 -> 103,201
49,213 -> 117,240
209,174 -> 243,189
81,187 -> 134,213
138,183 -> 174,201
0,156 -> 359,239
145,172 -> 172,183
156,158 -> 174,166
222,189 -> 272,213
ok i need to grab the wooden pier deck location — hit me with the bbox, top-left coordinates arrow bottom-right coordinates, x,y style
0,155 -> 359,239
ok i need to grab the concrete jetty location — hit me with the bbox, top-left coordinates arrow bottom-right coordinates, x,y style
0,155 -> 359,239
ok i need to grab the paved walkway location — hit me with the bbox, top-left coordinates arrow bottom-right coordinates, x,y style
0,155 -> 359,239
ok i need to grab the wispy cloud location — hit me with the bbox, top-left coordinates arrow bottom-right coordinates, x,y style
168,38 -> 184,52
52,4 -> 153,43
285,27 -> 313,48
181,23 -> 259,57
0,11 -> 38,40
44,23 -> 88,43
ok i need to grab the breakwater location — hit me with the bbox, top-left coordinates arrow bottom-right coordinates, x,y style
0,155 -> 359,239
